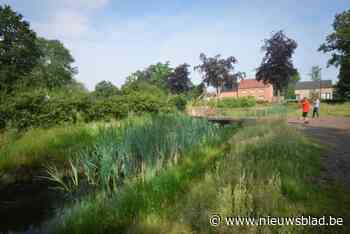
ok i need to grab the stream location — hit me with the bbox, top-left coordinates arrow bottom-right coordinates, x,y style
0,179 -> 60,234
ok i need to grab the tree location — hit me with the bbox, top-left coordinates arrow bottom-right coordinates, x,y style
123,62 -> 173,92
0,5 -> 42,93
26,38 -> 77,90
94,80 -> 120,97
309,65 -> 322,82
167,63 -> 193,94
283,72 -> 300,99
194,53 -> 244,96
319,10 -> 350,99
256,30 -> 298,95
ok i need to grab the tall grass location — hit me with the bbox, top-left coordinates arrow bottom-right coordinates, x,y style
48,121 -> 350,234
50,114 -> 222,193
0,124 -> 96,177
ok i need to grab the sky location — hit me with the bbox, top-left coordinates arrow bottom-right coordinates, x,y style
1,0 -> 349,90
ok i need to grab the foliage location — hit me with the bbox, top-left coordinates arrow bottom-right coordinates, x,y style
124,62 -> 173,92
0,124 -> 96,175
167,64 -> 193,94
0,81 -> 179,131
209,96 -> 256,108
46,114 -> 221,193
308,65 -> 322,82
2,90 -> 83,130
283,72 -> 300,99
194,53 -> 244,96
93,80 -> 120,97
168,94 -> 188,111
256,30 -> 298,95
0,5 -> 42,93
22,37 -> 77,90
48,122 -> 350,234
319,10 -> 350,99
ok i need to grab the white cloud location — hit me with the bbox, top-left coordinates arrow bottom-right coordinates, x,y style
34,10 -> 90,40
5,0 -> 339,90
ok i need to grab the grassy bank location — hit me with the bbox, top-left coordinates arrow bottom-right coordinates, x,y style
287,102 -> 350,117
0,125 -> 97,179
47,121 -> 350,234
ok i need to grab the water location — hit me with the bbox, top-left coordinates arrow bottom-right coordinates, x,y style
0,180 -> 58,234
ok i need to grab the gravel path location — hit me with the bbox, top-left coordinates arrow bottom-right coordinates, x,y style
288,117 -> 350,188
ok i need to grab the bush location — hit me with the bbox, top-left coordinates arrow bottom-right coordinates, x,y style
0,87 -> 179,131
209,96 -> 256,108
2,90 -> 82,130
168,95 -> 187,111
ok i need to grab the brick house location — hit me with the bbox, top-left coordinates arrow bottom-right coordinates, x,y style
295,80 -> 334,100
219,79 -> 274,102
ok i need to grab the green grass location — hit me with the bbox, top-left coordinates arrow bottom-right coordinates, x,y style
47,121 -> 350,234
287,102 -> 350,117
0,124 -> 97,178
46,114 -> 224,193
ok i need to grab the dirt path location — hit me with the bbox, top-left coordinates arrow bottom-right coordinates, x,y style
288,117 -> 350,188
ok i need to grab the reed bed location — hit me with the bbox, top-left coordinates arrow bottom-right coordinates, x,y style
48,114 -> 222,193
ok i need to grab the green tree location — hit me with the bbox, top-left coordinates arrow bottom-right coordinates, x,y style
26,38 -> 77,90
256,31 -> 298,95
283,72 -> 300,99
309,65 -> 322,82
194,53 -> 244,97
0,5 -> 42,93
94,80 -> 120,97
124,62 -> 173,92
319,10 -> 350,99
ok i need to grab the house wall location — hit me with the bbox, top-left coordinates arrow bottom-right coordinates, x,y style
219,90 -> 237,98
238,85 -> 273,102
295,88 -> 334,100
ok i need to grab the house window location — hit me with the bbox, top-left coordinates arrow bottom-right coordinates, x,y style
325,93 -> 332,100
296,94 -> 300,100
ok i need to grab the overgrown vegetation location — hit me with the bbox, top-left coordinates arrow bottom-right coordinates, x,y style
47,122 -> 350,234
0,124 -> 96,177
45,114 -> 222,193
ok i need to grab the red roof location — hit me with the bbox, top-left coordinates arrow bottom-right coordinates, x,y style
239,79 -> 270,89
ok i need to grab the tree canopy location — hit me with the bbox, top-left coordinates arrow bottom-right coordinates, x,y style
124,62 -> 173,92
26,38 -> 77,90
194,53 -> 244,96
94,80 -> 120,97
167,63 -> 193,94
0,5 -> 42,93
256,30 -> 298,95
308,66 -> 322,82
319,10 -> 350,99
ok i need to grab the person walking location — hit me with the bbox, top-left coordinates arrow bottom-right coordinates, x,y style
312,98 -> 320,118
300,97 -> 310,123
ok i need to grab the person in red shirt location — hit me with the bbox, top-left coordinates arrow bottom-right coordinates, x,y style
300,97 -> 310,123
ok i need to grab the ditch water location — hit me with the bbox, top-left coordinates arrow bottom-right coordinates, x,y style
0,179 -> 60,234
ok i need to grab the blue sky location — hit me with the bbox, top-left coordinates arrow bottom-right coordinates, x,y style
1,0 -> 349,90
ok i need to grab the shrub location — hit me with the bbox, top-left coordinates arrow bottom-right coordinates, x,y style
168,95 -> 188,111
2,90 -> 82,130
209,96 -> 256,108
